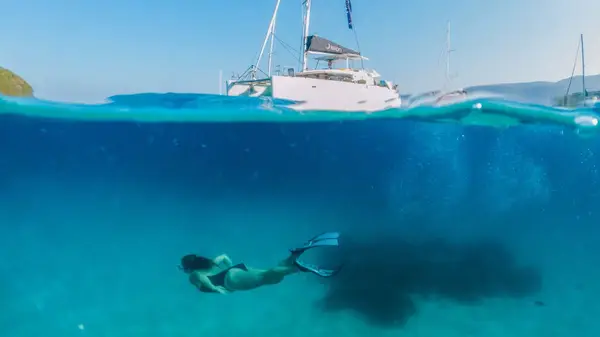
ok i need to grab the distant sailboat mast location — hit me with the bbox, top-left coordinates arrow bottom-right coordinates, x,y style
563,34 -> 587,106
219,70 -> 223,95
443,20 -> 456,90
445,21 -> 452,84
581,33 -> 586,102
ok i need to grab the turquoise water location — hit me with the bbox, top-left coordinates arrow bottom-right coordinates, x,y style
1,93 -> 600,337
1,93 -> 599,128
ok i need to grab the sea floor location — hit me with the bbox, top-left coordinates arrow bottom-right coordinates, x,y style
1,175 -> 598,337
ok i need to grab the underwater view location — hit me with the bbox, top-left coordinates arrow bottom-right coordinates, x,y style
1,93 -> 600,337
3,0 -> 600,336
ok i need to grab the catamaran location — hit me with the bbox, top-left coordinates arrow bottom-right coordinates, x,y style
225,0 -> 401,112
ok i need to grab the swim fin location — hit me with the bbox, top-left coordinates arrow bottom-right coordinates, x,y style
290,232 -> 340,254
294,259 -> 342,278
290,232 -> 342,278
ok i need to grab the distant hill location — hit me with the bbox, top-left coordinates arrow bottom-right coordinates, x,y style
0,67 -> 34,97
466,74 -> 600,105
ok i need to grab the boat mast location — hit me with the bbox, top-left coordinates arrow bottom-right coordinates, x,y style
445,21 -> 451,84
267,12 -> 277,76
581,33 -> 586,103
563,36 -> 582,105
301,0 -> 312,72
219,70 -> 223,95
253,0 -> 281,79
444,20 -> 455,89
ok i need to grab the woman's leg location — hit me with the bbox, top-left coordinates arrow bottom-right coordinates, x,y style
224,253 -> 300,291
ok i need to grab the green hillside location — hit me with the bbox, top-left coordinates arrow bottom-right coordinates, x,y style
0,67 -> 34,97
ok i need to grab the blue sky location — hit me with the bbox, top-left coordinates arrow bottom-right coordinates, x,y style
2,0 -> 599,102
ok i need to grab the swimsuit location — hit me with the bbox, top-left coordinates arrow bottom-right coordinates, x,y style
203,263 -> 248,292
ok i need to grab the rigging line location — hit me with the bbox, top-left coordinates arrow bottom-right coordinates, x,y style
274,35 -> 300,55
352,27 -> 364,69
274,34 -> 302,64
565,38 -> 581,98
256,67 -> 269,78
346,1 -> 363,69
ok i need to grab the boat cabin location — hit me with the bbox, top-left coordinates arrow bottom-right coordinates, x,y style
293,37 -> 395,90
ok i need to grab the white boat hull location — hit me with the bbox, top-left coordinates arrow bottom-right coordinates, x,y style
227,75 -> 401,112
225,80 -> 270,97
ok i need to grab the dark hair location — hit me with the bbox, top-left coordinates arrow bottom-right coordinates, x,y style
180,254 -> 215,272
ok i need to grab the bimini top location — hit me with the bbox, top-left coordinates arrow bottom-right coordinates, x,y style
305,35 -> 367,60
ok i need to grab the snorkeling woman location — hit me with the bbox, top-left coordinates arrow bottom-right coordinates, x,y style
179,232 -> 341,294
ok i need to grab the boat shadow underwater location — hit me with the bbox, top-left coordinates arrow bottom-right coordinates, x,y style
313,233 -> 543,328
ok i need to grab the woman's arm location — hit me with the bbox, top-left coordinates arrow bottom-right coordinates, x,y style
213,254 -> 233,268
189,272 -> 228,294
